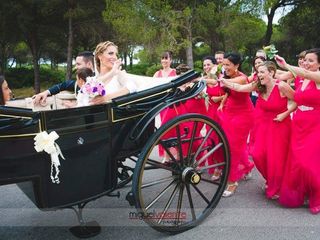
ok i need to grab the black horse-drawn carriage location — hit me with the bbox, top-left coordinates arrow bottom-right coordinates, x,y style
0,70 -> 230,238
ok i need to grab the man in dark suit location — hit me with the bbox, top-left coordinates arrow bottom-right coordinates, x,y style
33,51 -> 94,105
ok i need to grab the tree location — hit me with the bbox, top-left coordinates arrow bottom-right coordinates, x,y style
0,2 -> 21,73
263,0 -> 306,45
14,0 -> 56,93
276,0 -> 320,58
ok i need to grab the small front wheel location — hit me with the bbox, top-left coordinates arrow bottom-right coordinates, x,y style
132,114 -> 230,233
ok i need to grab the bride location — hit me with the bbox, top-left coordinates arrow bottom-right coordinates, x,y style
89,41 -> 137,105
89,41 -> 175,105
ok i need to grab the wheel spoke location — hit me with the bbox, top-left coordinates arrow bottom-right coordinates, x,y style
186,184 -> 196,221
157,183 -> 180,224
145,179 -> 176,210
193,128 -> 213,161
145,158 -> 179,173
195,142 -> 223,168
141,176 -> 176,189
160,140 -> 179,164
200,177 -> 221,186
175,125 -> 184,168
197,161 -> 226,172
191,184 -> 210,204
175,183 -> 185,225
187,121 -> 198,165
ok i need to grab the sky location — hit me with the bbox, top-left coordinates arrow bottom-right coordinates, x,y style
262,5 -> 293,24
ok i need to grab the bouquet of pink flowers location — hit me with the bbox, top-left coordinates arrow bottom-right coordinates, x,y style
77,78 -> 106,106
80,78 -> 106,97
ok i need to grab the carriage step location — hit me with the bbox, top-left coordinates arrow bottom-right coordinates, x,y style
107,191 -> 120,198
125,192 -> 135,206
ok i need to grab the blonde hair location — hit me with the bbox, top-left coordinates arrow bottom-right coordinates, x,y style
94,41 -> 118,73
256,61 -> 277,93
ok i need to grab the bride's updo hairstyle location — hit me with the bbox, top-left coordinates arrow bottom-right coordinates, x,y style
94,41 -> 118,73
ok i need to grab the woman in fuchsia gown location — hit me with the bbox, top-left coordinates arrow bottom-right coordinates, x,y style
276,49 -> 320,214
153,51 -> 177,158
218,52 -> 254,197
201,56 -> 226,177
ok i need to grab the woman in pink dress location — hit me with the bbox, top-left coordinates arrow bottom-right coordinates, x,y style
247,56 -> 267,156
218,53 -> 254,197
221,61 -> 294,199
275,49 -> 320,214
201,56 -> 226,178
154,51 -> 177,158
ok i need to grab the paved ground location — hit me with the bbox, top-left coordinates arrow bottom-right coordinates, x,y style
1,168 -> 319,240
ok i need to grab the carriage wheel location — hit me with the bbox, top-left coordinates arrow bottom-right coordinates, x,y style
132,114 -> 230,233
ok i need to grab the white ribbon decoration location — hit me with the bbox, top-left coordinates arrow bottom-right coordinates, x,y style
34,131 -> 65,184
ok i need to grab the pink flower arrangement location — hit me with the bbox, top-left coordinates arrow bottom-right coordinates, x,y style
80,78 -> 106,97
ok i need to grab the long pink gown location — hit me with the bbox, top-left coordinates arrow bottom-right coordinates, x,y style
252,84 -> 291,199
279,80 -> 320,214
206,83 -> 225,174
221,73 -> 254,182
156,69 -> 178,157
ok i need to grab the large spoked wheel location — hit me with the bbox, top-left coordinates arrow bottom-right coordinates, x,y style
132,114 -> 230,233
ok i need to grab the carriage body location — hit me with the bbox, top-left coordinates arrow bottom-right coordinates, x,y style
0,70 -> 230,235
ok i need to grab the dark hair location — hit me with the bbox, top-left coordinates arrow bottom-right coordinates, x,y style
305,48 -> 320,64
76,67 -> 94,81
203,55 -> 217,65
176,64 -> 191,75
223,53 -> 242,94
0,75 -> 5,105
78,51 -> 94,67
224,52 -> 242,65
161,50 -> 173,60
252,56 -> 266,72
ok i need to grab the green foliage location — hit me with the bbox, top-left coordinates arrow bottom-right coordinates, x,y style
222,14 -> 266,54
240,57 -> 252,76
4,67 -> 65,89
194,60 -> 203,73
1,0 -> 318,79
146,64 -> 161,77
276,0 -> 320,59
126,63 -> 150,75
193,43 -> 212,61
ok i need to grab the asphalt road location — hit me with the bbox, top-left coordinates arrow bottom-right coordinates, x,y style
1,167 -> 319,240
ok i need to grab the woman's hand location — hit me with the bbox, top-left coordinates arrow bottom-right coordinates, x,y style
273,112 -> 287,122
211,96 -> 222,103
62,100 -> 76,108
89,95 -> 112,105
110,59 -> 122,77
274,55 -> 287,69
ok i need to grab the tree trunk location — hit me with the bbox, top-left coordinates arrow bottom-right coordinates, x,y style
264,7 -> 277,45
186,26 -> 194,68
29,33 -> 41,94
66,15 -> 73,80
129,52 -> 133,70
123,51 -> 127,68
0,43 -> 7,74
32,57 -> 41,94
